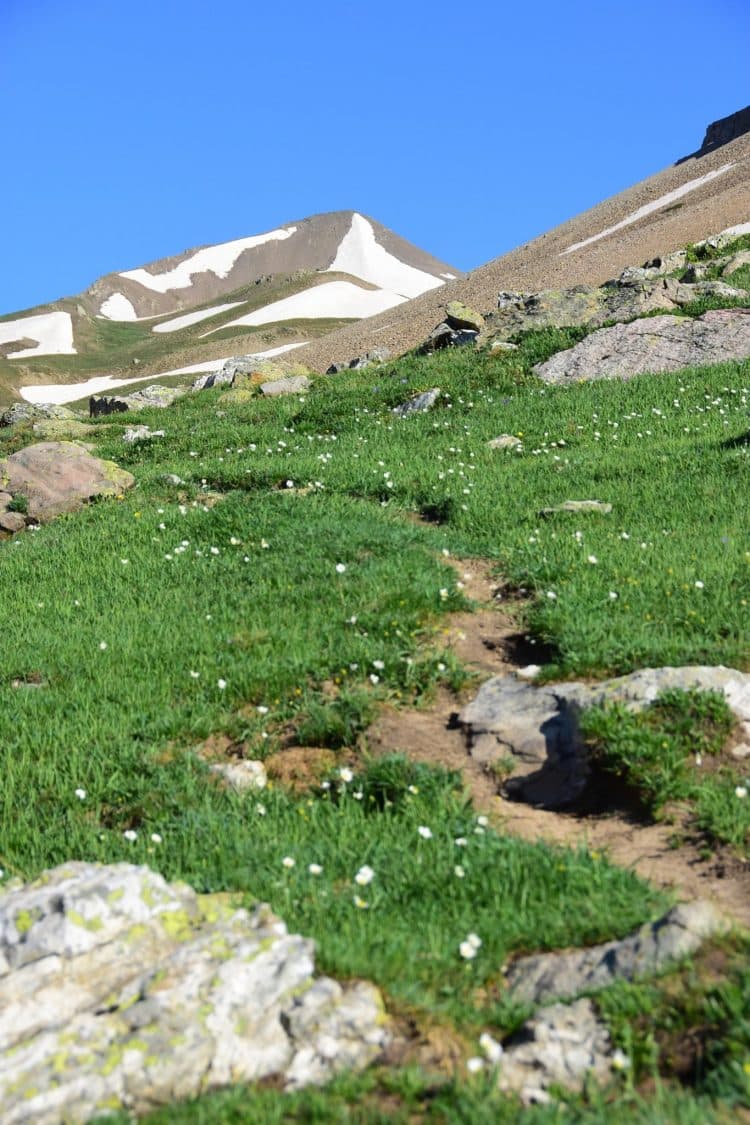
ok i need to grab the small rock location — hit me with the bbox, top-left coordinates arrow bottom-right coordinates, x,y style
260,375 -> 311,397
0,492 -> 12,511
123,426 -> 165,443
505,902 -> 727,1006
497,998 -> 613,1104
722,250 -> 750,278
192,368 -> 234,392
730,743 -> 750,760
160,473 -> 184,486
392,388 -> 441,418
0,511 -> 26,534
418,322 -> 478,354
90,385 -> 185,416
490,340 -> 519,352
516,665 -> 541,681
209,760 -> 268,791
540,500 -> 612,516
445,301 -> 485,332
488,435 -> 522,450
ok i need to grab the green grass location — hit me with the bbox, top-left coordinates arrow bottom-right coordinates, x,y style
2,311 -> 750,1118
581,688 -> 750,855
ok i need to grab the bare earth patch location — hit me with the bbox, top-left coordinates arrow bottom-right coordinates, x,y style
366,558 -> 750,928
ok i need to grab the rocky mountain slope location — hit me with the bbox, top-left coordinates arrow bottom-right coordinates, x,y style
0,212 -> 457,406
296,106 -> 750,371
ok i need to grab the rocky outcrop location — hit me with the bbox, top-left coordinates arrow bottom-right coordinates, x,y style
533,308 -> 750,385
701,105 -> 750,151
0,441 -> 135,523
505,902 -> 727,1006
89,384 -> 186,417
483,277 -> 746,346
0,862 -> 389,1123
326,348 -> 391,374
459,666 -> 750,808
0,402 -> 78,428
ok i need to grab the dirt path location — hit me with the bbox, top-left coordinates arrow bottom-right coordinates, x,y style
367,558 -> 750,928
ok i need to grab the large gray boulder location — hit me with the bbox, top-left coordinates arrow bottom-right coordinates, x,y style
0,862 -> 389,1123
533,308 -> 750,384
459,665 -> 750,807
0,441 -> 135,522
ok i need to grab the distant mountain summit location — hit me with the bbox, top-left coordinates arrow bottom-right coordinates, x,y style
0,212 -> 458,404
83,211 -> 456,323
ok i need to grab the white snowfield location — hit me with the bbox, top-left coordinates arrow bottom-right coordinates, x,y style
206,280 -> 405,333
151,302 -> 245,334
0,311 -> 76,359
19,343 -> 307,405
561,164 -> 736,256
99,293 -> 139,321
119,226 -> 297,293
326,213 -> 444,297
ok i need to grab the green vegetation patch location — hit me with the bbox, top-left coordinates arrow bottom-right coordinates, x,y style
581,689 -> 750,854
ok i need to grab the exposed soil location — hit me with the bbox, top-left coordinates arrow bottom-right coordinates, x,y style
366,557 -> 750,929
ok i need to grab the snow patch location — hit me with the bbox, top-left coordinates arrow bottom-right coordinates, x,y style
19,343 -> 307,405
205,280 -> 405,332
152,302 -> 245,334
561,164 -> 736,256
714,221 -> 750,239
99,293 -> 139,321
119,226 -> 297,293
441,272 -> 457,280
326,214 -> 445,297
0,311 -> 76,359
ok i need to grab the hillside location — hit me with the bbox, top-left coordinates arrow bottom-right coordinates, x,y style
1,110 -> 750,1122
0,211 -> 457,407
296,107 -> 750,371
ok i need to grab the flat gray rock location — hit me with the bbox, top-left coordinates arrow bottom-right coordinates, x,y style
533,308 -> 750,384
123,425 -> 165,443
540,500 -> 612,516
392,387 -> 441,417
459,665 -> 750,808
488,434 -> 522,450
0,862 -> 389,1122
260,375 -> 311,396
505,902 -> 727,1006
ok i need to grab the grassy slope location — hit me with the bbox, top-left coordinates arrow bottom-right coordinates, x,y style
2,275 -> 750,1118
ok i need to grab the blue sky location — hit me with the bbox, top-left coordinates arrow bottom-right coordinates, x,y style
1,0 -> 748,314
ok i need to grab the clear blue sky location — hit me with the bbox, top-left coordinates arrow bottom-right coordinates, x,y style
1,0 -> 748,314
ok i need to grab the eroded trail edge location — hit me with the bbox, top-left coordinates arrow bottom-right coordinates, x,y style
367,558 -> 750,928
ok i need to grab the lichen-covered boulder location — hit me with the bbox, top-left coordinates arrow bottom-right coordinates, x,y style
445,301 -> 485,332
0,862 -> 389,1123
0,402 -> 78,428
533,308 -> 750,384
0,441 -> 135,522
